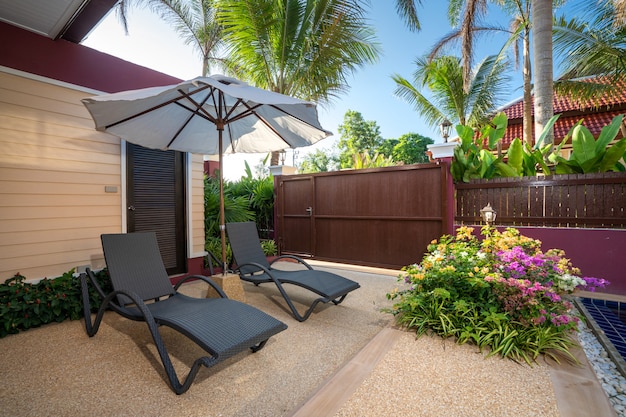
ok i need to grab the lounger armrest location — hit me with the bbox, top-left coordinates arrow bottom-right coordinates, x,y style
233,261 -> 281,280
81,275 -> 157,336
173,274 -> 228,298
269,255 -> 313,270
85,268 -> 108,301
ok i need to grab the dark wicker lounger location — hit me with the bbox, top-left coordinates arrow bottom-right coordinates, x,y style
80,232 -> 287,395
226,222 -> 361,322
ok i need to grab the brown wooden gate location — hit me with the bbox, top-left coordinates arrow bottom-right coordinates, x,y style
275,164 -> 449,269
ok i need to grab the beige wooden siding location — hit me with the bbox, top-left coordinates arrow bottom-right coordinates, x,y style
190,154 -> 206,256
0,70 -> 205,281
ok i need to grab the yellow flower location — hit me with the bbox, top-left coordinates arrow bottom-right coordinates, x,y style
456,226 -> 474,240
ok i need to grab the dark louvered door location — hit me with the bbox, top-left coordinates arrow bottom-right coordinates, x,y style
126,143 -> 186,275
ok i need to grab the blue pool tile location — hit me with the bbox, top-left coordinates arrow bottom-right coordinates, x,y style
581,297 -> 626,365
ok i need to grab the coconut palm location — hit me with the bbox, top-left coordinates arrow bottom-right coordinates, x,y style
554,0 -> 626,104
395,0 -> 489,93
392,54 -> 510,131
214,0 -> 380,165
115,0 -> 225,76
530,0 -> 554,146
428,1 -> 533,144
395,0 -> 423,31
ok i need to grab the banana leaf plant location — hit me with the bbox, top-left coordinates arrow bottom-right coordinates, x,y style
551,114 -> 626,174
451,112 -> 626,182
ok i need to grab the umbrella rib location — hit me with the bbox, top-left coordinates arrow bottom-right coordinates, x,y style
231,102 -> 297,148
103,83 -> 213,129
166,89 -> 216,148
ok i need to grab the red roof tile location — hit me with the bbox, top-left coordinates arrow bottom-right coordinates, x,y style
499,76 -> 626,148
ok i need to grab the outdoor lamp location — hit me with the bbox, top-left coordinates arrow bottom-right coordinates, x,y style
439,119 -> 452,143
279,149 -> 286,165
480,203 -> 497,225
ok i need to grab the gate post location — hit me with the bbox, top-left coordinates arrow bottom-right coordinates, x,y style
440,158 -> 455,236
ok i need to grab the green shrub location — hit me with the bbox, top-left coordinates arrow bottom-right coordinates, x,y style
205,236 -> 233,268
451,113 -> 626,182
260,239 -> 277,256
0,269 -> 112,338
386,226 -> 609,364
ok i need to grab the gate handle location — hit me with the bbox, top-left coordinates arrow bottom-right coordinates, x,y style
305,207 -> 313,216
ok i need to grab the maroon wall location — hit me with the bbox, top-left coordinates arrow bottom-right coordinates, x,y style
460,225 -> 626,296
518,227 -> 626,296
0,21 -> 181,93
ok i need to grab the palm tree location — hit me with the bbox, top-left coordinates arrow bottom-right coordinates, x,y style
395,0 -> 422,31
115,0 -> 225,76
395,0 -> 488,93
531,0 -> 554,146
428,1 -> 534,144
214,0 -> 380,165
553,0 -> 626,104
497,0 -> 533,145
392,54 -> 510,131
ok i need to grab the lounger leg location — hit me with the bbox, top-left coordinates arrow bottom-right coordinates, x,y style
250,339 -> 268,352
331,294 -> 348,305
80,273 -> 217,395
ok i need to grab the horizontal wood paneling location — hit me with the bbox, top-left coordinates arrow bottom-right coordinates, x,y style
278,164 -> 448,269
455,172 -> 626,228
0,71 -> 122,280
190,154 -> 205,255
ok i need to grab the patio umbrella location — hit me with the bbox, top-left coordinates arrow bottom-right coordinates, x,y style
82,74 -> 332,271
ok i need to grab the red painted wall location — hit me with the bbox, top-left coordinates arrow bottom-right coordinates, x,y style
0,21 -> 181,93
517,227 -> 626,296
459,225 -> 626,296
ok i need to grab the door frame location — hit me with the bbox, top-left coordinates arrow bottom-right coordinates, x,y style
122,141 -> 189,275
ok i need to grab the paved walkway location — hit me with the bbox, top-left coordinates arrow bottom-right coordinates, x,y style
0,261 -> 616,416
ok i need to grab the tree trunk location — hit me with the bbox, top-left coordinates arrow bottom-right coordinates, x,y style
270,151 -> 280,166
522,26 -> 533,146
531,0 -> 554,147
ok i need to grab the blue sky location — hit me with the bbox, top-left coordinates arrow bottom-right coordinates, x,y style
82,2 -> 572,179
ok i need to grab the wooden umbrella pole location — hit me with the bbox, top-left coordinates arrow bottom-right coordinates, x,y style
218,124 -> 227,275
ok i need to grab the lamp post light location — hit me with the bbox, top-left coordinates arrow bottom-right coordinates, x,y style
480,203 -> 497,225
439,118 -> 452,143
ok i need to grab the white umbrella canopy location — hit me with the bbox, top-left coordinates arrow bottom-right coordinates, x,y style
82,74 -> 332,270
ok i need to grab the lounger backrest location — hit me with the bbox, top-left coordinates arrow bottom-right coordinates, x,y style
226,222 -> 271,275
101,233 -> 176,306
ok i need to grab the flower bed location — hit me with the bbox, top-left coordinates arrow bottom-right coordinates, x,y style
386,226 -> 609,364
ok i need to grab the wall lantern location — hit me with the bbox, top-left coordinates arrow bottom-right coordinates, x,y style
439,118 -> 452,143
480,203 -> 497,225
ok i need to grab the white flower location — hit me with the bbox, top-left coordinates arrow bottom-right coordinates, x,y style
554,274 -> 586,292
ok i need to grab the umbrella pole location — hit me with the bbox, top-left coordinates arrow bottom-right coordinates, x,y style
218,126 -> 227,275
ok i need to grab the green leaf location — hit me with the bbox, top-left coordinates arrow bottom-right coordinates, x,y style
478,149 -> 496,177
532,150 -> 551,174
485,112 -> 508,150
555,159 -> 580,174
599,138 -> 626,171
456,125 -> 476,150
571,124 -> 597,164
494,161 -> 519,177
534,114 -> 560,150
506,138 -> 523,175
595,114 -> 623,154
581,154 -> 605,173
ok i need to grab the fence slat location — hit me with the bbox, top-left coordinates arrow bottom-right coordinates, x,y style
454,173 -> 626,229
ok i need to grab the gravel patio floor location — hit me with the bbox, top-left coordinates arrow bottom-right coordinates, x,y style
0,261 -> 615,416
